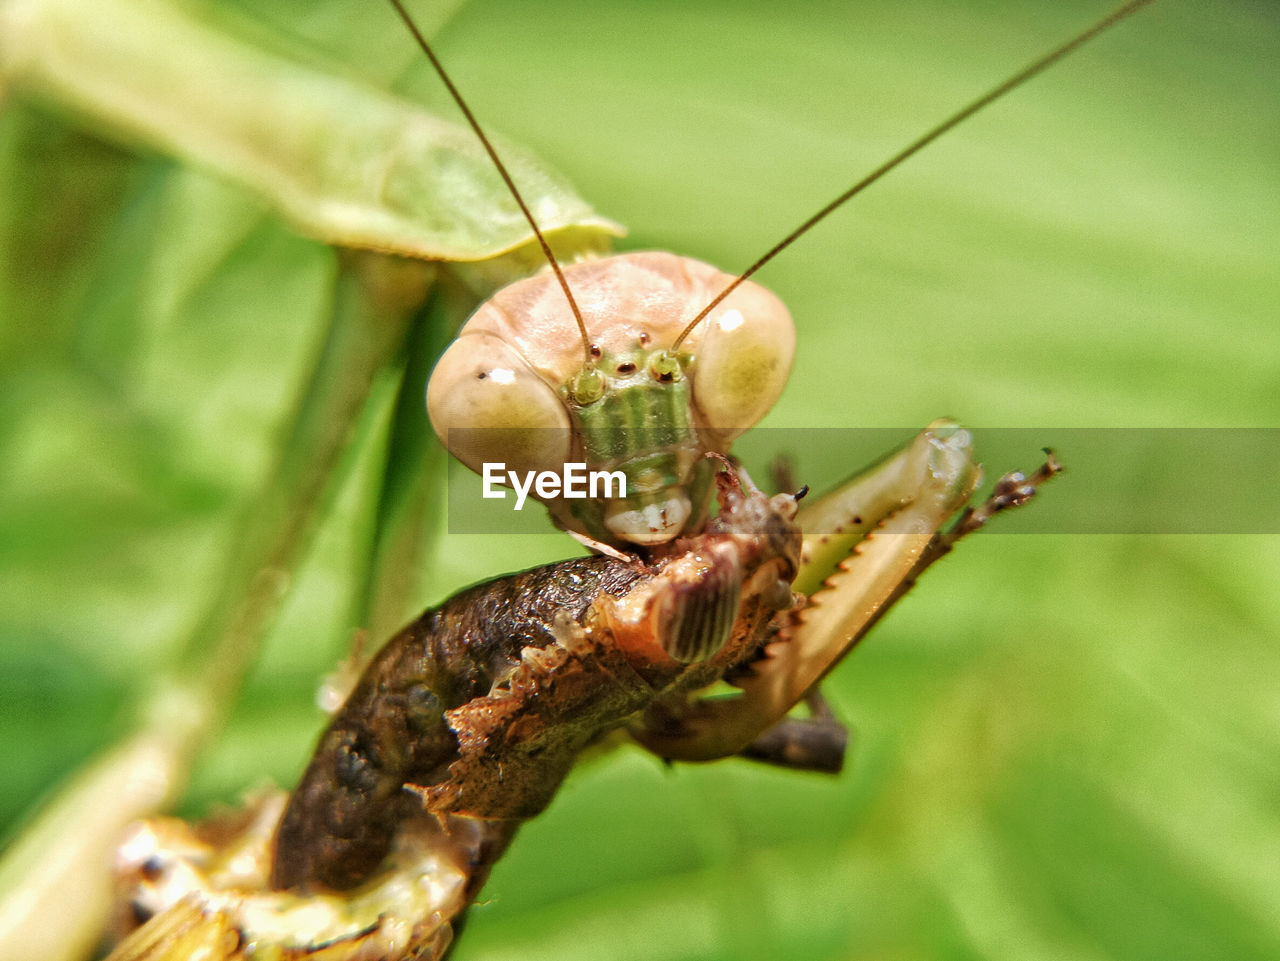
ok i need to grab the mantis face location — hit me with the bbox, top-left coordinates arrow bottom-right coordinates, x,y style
428,251 -> 794,546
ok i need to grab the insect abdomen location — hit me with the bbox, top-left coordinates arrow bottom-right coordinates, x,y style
271,557 -> 645,891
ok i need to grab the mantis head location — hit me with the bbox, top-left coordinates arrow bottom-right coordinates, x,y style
427,251 -> 794,547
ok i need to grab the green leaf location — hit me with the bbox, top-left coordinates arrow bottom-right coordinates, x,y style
1,0 -> 621,260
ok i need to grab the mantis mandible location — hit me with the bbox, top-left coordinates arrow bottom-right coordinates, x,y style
2,1 -> 1280,961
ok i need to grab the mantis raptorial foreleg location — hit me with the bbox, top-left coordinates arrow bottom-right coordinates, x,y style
632,422 -> 978,761
636,423 -> 1059,765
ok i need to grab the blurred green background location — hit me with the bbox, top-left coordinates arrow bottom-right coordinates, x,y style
2,1 -> 1278,959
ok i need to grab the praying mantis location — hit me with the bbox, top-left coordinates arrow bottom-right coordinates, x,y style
1,0 -> 1278,959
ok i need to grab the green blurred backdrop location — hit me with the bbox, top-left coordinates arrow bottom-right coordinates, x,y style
1,1 -> 1278,959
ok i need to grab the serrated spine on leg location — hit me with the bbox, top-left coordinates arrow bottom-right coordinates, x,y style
635,423 -> 979,761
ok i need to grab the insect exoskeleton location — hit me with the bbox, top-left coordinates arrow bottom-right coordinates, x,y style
426,251 -> 795,546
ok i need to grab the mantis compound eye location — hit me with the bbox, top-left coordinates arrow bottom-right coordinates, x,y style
427,331 -> 572,479
689,297 -> 795,445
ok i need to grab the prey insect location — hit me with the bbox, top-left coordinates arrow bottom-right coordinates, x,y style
0,0 -> 1172,957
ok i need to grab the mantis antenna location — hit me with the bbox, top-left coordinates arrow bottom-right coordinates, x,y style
386,0 -> 595,368
669,0 -> 1158,351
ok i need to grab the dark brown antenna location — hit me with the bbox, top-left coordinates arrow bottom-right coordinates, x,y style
671,0 -> 1157,351
388,0 -> 593,366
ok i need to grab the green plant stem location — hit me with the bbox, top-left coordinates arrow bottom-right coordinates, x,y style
354,271 -> 479,646
0,251 -> 433,961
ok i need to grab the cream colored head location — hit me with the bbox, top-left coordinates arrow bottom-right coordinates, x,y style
427,251 -> 795,547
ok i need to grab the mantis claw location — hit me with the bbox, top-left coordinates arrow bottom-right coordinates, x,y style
632,423 -> 1059,764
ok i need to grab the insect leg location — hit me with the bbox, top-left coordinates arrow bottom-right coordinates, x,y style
641,423 -> 1060,764
635,422 -> 982,761
736,690 -> 849,774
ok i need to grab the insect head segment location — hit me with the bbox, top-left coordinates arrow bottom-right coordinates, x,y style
427,252 -> 795,549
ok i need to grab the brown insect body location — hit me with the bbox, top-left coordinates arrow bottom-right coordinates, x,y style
272,473 -> 802,893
